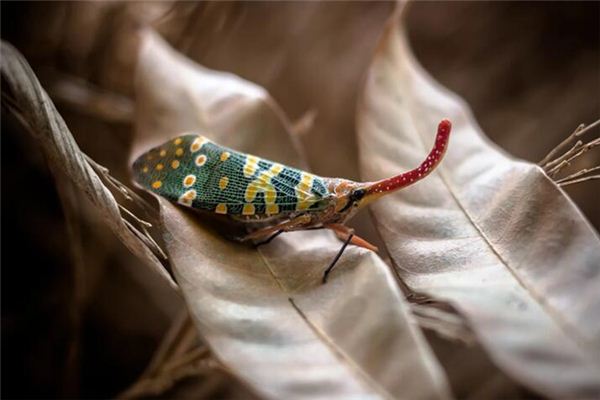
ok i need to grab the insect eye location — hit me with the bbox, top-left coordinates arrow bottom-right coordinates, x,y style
351,189 -> 366,202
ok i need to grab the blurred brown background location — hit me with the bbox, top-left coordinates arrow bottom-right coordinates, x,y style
2,2 -> 598,398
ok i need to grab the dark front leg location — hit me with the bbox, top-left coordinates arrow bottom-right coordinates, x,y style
322,233 -> 354,284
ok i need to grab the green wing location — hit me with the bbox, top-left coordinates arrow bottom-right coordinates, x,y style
132,134 -> 331,216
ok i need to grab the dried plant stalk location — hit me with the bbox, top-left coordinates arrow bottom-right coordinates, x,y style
559,175 -> 600,187
547,138 -> 600,177
118,309 -> 219,399
538,123 -> 585,166
555,166 -> 600,184
540,119 -> 600,185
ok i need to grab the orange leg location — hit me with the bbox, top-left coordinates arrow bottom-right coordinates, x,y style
325,223 -> 379,252
321,224 -> 378,283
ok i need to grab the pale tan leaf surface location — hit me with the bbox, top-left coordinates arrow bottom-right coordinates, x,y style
0,41 -> 176,290
357,8 -> 600,399
132,30 -> 451,399
131,29 -> 304,169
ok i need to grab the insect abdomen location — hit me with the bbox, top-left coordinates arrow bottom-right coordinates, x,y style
132,135 -> 330,217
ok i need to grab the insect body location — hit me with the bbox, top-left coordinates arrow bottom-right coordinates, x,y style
133,119 -> 452,282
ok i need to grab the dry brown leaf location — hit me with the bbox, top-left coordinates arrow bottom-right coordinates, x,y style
0,40 -> 176,290
132,30 -> 452,399
357,7 -> 600,399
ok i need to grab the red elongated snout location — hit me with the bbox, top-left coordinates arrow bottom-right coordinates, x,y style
363,119 -> 451,201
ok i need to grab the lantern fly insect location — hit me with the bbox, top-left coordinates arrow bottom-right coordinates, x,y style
133,119 -> 452,283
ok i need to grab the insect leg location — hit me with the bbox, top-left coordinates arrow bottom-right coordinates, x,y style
325,223 -> 378,252
322,233 -> 354,284
254,230 -> 284,247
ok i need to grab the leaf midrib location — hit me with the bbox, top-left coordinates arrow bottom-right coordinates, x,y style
396,59 -> 598,362
255,246 -> 396,400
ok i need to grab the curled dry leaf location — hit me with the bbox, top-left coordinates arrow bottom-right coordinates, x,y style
0,41 -> 176,289
132,30 -> 452,399
357,8 -> 600,399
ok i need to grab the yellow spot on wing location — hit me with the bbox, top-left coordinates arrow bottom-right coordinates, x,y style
271,164 -> 284,174
243,155 -> 259,178
215,203 -> 227,214
152,181 -> 162,189
264,188 -> 277,204
219,176 -> 229,190
171,160 -> 180,169
266,204 -> 279,215
220,152 -> 230,162
190,137 -> 208,152
174,138 -> 183,145
175,148 -> 184,157
183,175 -> 196,187
159,149 -> 167,157
155,163 -> 164,171
142,166 -> 149,173
296,172 -> 316,210
242,203 -> 255,215
244,164 -> 285,202
195,154 -> 207,166
244,163 -> 284,213
178,189 -> 196,206
245,186 -> 258,202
